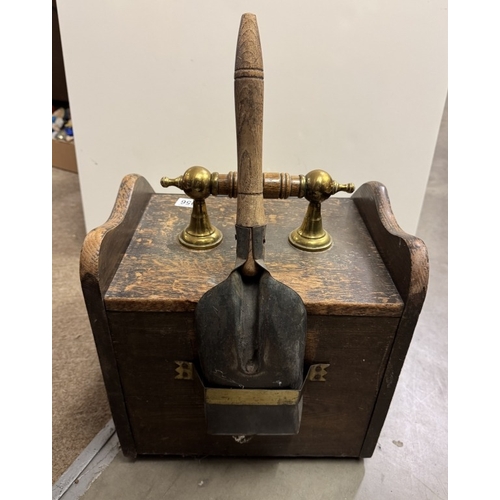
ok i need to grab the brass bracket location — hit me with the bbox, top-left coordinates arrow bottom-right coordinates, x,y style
174,361 -> 193,380
161,167 -> 353,251
161,167 -> 223,250
308,363 -> 330,382
289,170 -> 354,252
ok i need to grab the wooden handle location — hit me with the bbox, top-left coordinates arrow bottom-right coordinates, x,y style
216,172 -> 306,199
235,13 -> 266,227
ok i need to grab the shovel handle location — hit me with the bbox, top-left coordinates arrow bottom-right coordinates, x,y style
235,13 -> 266,228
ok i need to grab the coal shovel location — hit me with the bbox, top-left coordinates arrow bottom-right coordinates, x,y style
195,14 -> 307,396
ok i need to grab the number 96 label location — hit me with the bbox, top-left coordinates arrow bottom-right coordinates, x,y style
175,198 -> 194,208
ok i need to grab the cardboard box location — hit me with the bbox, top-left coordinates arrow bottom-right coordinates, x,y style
52,139 -> 77,173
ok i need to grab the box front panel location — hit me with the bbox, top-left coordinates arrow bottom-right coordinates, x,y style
109,311 -> 398,457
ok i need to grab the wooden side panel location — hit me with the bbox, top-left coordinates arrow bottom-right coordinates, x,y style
80,174 -> 154,457
108,311 -> 398,457
80,174 -> 154,293
352,182 -> 429,456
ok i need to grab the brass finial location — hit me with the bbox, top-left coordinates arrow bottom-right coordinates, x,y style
160,166 -> 223,249
288,170 -> 355,251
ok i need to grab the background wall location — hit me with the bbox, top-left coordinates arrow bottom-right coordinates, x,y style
57,0 -> 447,235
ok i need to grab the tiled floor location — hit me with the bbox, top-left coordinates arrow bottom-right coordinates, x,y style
55,100 -> 447,500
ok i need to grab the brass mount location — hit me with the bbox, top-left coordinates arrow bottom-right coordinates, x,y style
160,166 -> 223,249
161,166 -> 354,250
288,169 -> 355,251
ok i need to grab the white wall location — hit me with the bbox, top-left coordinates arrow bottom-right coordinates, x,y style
57,0 -> 447,235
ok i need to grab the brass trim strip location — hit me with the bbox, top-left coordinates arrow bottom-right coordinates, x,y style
205,388 -> 301,406
175,363 -> 330,406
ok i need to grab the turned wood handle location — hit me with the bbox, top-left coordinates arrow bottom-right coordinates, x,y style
235,13 -> 265,228
217,172 -> 306,199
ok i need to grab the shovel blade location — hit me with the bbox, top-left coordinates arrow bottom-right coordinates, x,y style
196,269 -> 307,390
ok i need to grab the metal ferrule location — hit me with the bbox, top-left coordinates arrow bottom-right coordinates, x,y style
234,225 -> 267,271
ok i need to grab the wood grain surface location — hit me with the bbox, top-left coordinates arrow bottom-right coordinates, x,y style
234,13 -> 266,228
80,174 -> 155,457
352,181 -> 429,456
105,194 -> 403,317
80,174 -> 154,293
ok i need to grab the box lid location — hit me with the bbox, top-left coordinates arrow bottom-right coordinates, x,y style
104,195 -> 403,317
